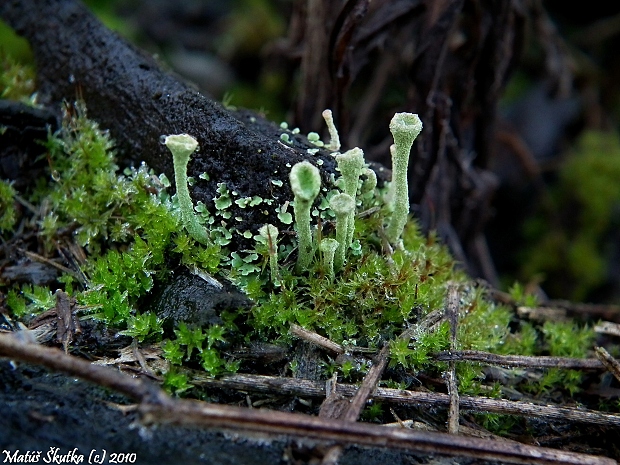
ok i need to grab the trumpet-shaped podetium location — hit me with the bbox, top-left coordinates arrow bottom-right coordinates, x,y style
258,223 -> 280,284
385,113 -> 423,245
290,161 -> 321,271
319,238 -> 339,280
336,147 -> 365,199
361,167 -> 377,195
165,134 -> 211,245
322,109 -> 341,152
329,193 -> 356,272
336,147 -> 365,248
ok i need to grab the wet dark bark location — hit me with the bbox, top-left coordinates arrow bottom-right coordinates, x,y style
0,0 -> 336,235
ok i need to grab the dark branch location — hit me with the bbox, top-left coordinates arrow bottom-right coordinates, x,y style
0,0 -> 337,234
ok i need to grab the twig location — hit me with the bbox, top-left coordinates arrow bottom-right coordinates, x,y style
321,337 -> 392,464
131,338 -> 157,378
341,343 -> 391,423
595,321 -> 620,338
290,324 -> 344,354
20,248 -> 78,278
549,299 -> 620,322
0,333 -> 616,465
141,400 -> 616,465
446,283 -> 460,434
517,305 -> 570,322
192,372 -> 620,427
434,350 -> 604,369
595,346 -> 620,384
482,281 -> 620,323
400,308 -> 444,340
55,289 -> 80,353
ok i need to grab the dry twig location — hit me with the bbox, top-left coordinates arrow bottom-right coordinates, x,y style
290,324 -> 344,354
446,283 -> 460,434
595,347 -> 620,384
193,372 -> 620,428
595,322 -> 620,338
434,350 -> 604,369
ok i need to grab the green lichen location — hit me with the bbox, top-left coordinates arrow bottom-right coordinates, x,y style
386,112 -> 423,245
329,193 -> 355,271
165,133 -> 211,245
289,161 -> 321,271
319,238 -> 339,280
257,224 -> 280,285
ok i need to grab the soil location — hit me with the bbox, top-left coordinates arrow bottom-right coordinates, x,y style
0,360 -> 477,465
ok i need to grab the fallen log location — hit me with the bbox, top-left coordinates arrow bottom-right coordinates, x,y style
0,0 -> 337,233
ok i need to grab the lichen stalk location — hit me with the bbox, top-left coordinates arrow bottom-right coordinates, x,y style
320,238 -> 339,280
165,134 -> 211,245
336,147 -> 365,248
322,109 -> 341,152
258,224 -> 280,285
289,161 -> 321,271
385,113 -> 423,245
329,193 -> 356,272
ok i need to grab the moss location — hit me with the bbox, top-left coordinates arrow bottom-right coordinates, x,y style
0,50 -> 35,102
0,179 -> 17,233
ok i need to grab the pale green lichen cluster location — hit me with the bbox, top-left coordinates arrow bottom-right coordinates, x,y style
329,192 -> 355,271
285,111 -> 422,275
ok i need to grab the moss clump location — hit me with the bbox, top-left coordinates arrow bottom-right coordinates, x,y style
5,104 -> 228,349
0,49 -> 35,101
0,179 -> 17,233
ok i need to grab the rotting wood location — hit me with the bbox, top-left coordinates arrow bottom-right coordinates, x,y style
0,0 -> 337,239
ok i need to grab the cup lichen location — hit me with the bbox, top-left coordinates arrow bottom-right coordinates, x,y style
257,223 -> 280,285
329,192 -> 356,271
165,133 -> 211,245
319,237 -> 339,280
385,112 -> 423,245
289,161 -> 321,271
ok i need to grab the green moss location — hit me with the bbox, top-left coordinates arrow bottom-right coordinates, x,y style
542,321 -> 594,359
6,285 -> 54,318
0,179 -> 17,233
0,54 -> 35,103
162,323 -> 238,377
